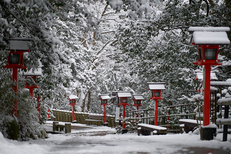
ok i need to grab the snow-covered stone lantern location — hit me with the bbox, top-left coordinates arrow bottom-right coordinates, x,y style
148,82 -> 165,126
118,91 -> 132,134
99,94 -> 110,126
132,94 -> 144,120
68,95 -> 78,123
3,38 -> 32,117
189,27 -> 230,140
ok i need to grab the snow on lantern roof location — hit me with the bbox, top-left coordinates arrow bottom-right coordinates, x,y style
188,27 -> 230,32
117,91 -> 132,98
69,94 -> 78,99
192,32 -> 230,45
133,94 -> 144,100
100,94 -> 111,100
148,82 -> 165,90
23,68 -> 42,76
9,38 -> 32,51
189,27 -> 230,45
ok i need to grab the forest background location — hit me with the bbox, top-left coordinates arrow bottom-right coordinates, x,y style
0,0 -> 231,140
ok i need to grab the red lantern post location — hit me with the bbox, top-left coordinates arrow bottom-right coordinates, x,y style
3,38 -> 31,117
148,82 -> 165,126
23,67 -> 42,123
132,94 -> 144,121
118,91 -> 132,134
99,94 -> 110,126
68,95 -> 77,122
189,27 -> 230,140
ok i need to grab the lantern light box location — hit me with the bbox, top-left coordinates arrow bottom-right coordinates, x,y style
189,27 -> 230,65
148,82 -> 165,100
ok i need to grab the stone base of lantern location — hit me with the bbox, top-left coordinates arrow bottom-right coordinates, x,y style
200,126 -> 217,140
122,129 -> 128,134
103,122 -> 108,126
72,120 -> 77,123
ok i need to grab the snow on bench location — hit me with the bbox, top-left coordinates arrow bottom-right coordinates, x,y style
179,119 -> 202,133
179,119 -> 203,125
53,121 -> 71,133
137,123 -> 167,135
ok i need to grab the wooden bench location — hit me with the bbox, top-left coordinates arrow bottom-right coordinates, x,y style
161,124 -> 183,133
85,114 -> 104,126
179,119 -> 202,133
53,121 -> 71,133
137,123 -> 167,135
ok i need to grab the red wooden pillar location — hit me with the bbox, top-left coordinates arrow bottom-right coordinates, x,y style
71,104 -> 75,122
12,68 -> 18,117
122,104 -> 126,129
203,65 -> 211,126
155,99 -> 158,126
136,106 -> 139,118
103,104 -> 107,124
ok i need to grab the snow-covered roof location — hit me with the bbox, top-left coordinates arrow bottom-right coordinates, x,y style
148,82 -> 165,90
117,91 -> 132,98
189,27 -> 230,45
192,32 -> 230,45
9,38 -> 32,50
69,94 -> 78,99
188,27 -> 230,32
100,94 -> 111,100
23,68 -> 42,76
133,95 -> 144,100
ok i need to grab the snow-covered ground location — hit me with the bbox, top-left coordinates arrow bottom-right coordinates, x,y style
0,121 -> 231,154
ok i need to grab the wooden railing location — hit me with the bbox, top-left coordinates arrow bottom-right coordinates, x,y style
51,109 -> 116,127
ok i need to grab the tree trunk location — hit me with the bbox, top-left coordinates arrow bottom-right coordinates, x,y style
81,91 -> 88,112
87,90 -> 91,112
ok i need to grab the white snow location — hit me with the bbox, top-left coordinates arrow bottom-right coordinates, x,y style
117,91 -> 132,98
179,119 -> 203,125
133,95 -> 144,100
196,72 -> 218,81
69,94 -> 78,99
138,123 -> 167,130
9,40 -> 30,50
23,68 -> 42,76
210,81 -> 231,87
217,97 -> 231,105
100,94 -> 111,100
188,27 -> 230,32
216,118 -> 231,125
192,31 -> 230,45
0,120 -> 231,154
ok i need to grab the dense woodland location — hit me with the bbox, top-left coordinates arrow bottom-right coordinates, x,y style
0,0 -> 231,140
